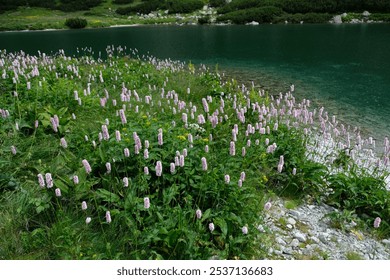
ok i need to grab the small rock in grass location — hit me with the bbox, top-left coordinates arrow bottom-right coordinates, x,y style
276,237 -> 287,246
290,239 -> 300,247
294,232 -> 307,242
287,217 -> 296,225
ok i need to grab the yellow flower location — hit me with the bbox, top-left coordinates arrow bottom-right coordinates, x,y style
125,138 -> 131,143
122,127 -> 127,132
145,121 -> 151,127
177,135 -> 186,141
202,138 -> 209,142
142,115 -> 147,119
262,175 -> 268,183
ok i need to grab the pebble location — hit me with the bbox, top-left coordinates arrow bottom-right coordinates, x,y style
287,217 -> 296,225
290,239 -> 300,247
288,210 -> 301,219
276,237 -> 287,246
382,239 -> 390,246
294,232 -> 307,242
319,233 -> 328,244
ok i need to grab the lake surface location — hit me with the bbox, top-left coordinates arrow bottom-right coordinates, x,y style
1,24 -> 389,141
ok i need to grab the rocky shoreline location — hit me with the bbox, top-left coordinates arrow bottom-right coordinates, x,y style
263,198 -> 390,260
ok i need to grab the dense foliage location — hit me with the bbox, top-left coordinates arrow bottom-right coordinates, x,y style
217,0 -> 390,14
0,0 -> 102,13
217,6 -> 283,24
215,0 -> 390,23
113,0 -> 135,4
116,0 -> 204,15
1,47 -> 389,260
65,17 -> 88,28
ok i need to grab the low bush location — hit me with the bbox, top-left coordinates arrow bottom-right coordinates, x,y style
217,6 -> 283,24
209,0 -> 226,8
113,0 -> 134,4
65,18 -> 88,29
116,0 -> 161,15
165,0 -> 204,14
198,16 -> 211,25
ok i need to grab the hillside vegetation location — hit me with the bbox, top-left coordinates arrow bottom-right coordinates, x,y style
1,0 -> 390,30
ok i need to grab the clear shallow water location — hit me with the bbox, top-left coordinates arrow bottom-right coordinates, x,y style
1,24 -> 389,141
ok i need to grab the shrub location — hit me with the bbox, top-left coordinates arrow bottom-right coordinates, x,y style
65,18 -> 88,29
116,0 -> 161,15
113,0 -> 134,4
198,16 -> 211,25
209,0 -> 226,8
165,0 -> 204,14
217,6 -> 283,24
58,0 -> 103,12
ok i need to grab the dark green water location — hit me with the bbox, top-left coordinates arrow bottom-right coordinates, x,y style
1,24 -> 389,140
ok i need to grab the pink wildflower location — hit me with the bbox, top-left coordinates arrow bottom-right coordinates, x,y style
201,157 -> 208,171
170,162 -> 175,174
144,197 -> 150,209
225,174 -> 230,184
374,217 -> 381,228
105,211 -> 112,223
264,202 -> 272,211
73,175 -> 79,184
82,159 -> 92,174
119,109 -> 127,124
209,223 -> 215,232
81,201 -> 87,211
123,177 -> 129,187
242,226 -> 248,235
45,173 -> 53,188
196,209 -> 202,219
55,188 -> 61,197
124,148 -> 130,157
60,137 -> 67,148
240,171 -> 246,182
230,141 -> 236,156
158,129 -> 163,146
156,161 -> 162,176
37,174 -> 45,187
115,130 -> 121,142
102,125 -> 109,140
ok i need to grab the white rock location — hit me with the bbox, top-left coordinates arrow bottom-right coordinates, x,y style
274,250 -> 283,255
333,15 -> 342,24
319,233 -> 328,243
289,210 -> 301,219
276,237 -> 287,246
382,239 -> 390,246
290,239 -> 300,247
294,232 -> 307,242
287,217 -> 296,225
362,11 -> 371,17
286,224 -> 293,229
311,236 -> 320,244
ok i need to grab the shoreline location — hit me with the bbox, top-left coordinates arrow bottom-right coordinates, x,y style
1,17 -> 389,33
1,21 -> 388,33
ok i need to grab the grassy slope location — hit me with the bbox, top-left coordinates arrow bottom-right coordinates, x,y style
1,0 -> 390,31
0,1 -> 180,31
